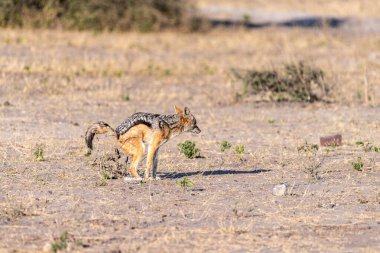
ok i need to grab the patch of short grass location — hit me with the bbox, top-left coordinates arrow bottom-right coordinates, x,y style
51,231 -> 69,253
33,144 -> 44,161
352,157 -> 364,171
297,142 -> 319,154
220,141 -> 232,152
3,205 -> 27,220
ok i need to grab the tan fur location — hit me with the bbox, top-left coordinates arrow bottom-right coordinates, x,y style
118,123 -> 171,179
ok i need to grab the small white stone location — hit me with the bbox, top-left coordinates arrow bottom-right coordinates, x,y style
272,184 -> 287,196
124,177 -> 143,182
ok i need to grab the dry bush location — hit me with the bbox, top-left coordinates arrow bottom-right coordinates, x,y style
232,62 -> 329,102
0,0 -> 205,32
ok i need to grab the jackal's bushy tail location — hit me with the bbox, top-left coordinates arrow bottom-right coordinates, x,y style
85,121 -> 115,154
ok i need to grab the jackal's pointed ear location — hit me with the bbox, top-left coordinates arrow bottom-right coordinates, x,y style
174,105 -> 183,115
184,107 -> 191,115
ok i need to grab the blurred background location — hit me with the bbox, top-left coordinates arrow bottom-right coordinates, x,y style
1,1 -> 380,252
0,0 -> 380,106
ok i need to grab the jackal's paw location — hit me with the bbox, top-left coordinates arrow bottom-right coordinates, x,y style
124,176 -> 143,182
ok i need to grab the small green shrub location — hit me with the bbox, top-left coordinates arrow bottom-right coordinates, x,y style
242,14 -> 251,23
177,177 -> 194,190
178,140 -> 200,159
235,144 -> 245,155
231,62 -> 328,102
235,144 -> 245,160
352,157 -> 364,171
51,231 -> 69,253
220,141 -> 232,152
33,144 -> 44,161
114,70 -> 123,78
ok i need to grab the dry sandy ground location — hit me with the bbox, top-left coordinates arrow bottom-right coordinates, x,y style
0,26 -> 379,252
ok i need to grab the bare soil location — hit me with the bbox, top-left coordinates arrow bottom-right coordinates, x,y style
0,25 -> 379,252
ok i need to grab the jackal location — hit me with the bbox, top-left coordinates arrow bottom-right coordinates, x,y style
85,106 -> 201,180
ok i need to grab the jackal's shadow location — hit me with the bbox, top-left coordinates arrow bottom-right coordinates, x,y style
160,169 -> 271,179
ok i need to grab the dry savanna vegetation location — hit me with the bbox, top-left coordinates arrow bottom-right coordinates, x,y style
0,0 -> 380,252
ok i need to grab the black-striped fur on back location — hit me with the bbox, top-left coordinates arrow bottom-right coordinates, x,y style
115,112 -> 180,137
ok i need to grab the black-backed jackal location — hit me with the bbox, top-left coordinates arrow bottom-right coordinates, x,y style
85,106 -> 201,180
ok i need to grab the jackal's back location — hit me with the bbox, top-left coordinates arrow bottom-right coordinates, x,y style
115,113 -> 157,137
115,112 -> 181,138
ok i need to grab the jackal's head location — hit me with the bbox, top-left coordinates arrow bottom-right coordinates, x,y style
175,105 -> 201,134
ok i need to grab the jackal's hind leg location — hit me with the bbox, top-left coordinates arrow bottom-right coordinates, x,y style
120,138 -> 144,179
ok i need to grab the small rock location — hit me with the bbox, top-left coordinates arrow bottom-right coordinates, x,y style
273,184 -> 287,196
3,101 -> 11,106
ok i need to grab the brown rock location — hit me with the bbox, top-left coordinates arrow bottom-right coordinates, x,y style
320,134 -> 342,146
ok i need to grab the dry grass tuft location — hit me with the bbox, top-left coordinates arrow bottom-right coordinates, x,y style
232,62 -> 329,102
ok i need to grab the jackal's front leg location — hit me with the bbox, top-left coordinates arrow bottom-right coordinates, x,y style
152,148 -> 160,179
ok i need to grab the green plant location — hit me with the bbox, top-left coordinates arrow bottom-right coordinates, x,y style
304,158 -> 323,180
355,140 -> 364,145
220,141 -> 232,152
242,14 -> 251,24
352,157 -> 364,171
356,140 -> 379,153
98,171 -> 111,186
51,231 -> 69,253
235,144 -> 245,160
123,95 -> 130,101
297,142 -> 324,180
177,177 -> 194,190
235,144 -> 245,154
33,144 -> 44,161
178,140 -> 200,159
24,65 -> 31,73
231,62 -> 328,102
114,70 -> 123,78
